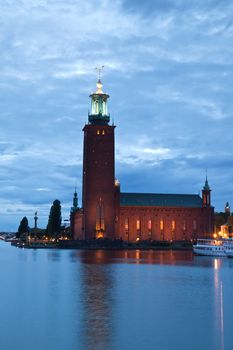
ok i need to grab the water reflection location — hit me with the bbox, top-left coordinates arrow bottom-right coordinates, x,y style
79,251 -> 115,350
2,241 -> 233,350
47,251 -> 61,262
73,249 -> 195,266
214,258 -> 224,350
69,249 -> 233,269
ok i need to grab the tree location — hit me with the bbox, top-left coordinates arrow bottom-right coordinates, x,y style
215,212 -> 230,231
47,199 -> 62,238
17,217 -> 29,238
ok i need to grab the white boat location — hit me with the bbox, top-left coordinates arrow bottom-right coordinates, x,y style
193,238 -> 226,257
223,239 -> 233,258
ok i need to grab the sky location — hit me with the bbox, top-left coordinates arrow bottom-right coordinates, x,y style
0,0 -> 233,231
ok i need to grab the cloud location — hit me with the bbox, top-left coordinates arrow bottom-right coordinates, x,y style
0,0 -> 233,230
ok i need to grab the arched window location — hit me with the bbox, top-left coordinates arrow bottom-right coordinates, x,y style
125,218 -> 129,231
148,219 -> 152,231
193,219 -> 197,231
94,100 -> 98,114
172,220 -> 176,231
183,220 -> 186,230
136,219 -> 141,231
160,220 -> 164,230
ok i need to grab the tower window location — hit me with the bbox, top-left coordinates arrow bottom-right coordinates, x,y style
97,130 -> 100,135
160,220 -> 164,230
172,220 -> 176,231
94,100 -> 98,114
102,130 -> 105,135
183,220 -> 186,230
193,220 -> 197,230
136,219 -> 140,230
148,219 -> 152,231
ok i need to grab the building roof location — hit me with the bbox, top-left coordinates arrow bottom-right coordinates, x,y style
120,192 -> 203,208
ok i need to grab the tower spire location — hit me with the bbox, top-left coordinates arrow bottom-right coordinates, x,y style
225,202 -> 230,214
202,176 -> 211,207
88,68 -> 110,125
34,211 -> 38,229
71,188 -> 78,212
95,65 -> 104,81
203,175 -> 210,191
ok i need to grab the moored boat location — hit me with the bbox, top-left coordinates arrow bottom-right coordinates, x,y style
193,238 -> 226,257
223,239 -> 233,258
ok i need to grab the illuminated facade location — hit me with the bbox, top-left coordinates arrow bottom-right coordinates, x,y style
71,80 -> 214,241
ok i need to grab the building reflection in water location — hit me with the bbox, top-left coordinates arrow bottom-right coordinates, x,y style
77,249 -> 193,266
75,249 -> 195,350
213,258 -> 224,350
72,249 -> 218,350
79,250 -> 115,350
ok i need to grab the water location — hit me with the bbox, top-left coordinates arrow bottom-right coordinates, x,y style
1,241 -> 233,350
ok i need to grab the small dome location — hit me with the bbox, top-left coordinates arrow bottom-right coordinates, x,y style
96,79 -> 103,94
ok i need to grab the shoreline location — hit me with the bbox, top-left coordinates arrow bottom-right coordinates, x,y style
10,239 -> 193,251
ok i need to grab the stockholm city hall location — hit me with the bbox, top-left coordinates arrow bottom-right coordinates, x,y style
70,79 -> 214,242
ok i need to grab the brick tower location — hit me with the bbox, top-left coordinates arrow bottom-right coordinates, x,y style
82,79 -> 116,239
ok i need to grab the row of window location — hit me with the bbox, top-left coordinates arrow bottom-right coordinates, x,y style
121,210 -> 200,217
96,130 -> 105,135
124,219 -> 197,231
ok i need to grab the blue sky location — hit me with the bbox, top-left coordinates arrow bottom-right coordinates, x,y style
0,0 -> 233,231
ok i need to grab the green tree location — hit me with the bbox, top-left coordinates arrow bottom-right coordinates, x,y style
47,199 -> 62,238
17,216 -> 29,238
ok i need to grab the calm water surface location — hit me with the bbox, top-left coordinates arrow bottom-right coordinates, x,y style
0,240 -> 233,350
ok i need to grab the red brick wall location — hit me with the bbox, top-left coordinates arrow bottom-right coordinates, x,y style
82,124 -> 116,239
118,206 -> 214,241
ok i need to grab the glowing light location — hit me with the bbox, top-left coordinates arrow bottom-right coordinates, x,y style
136,237 -> 140,241
160,220 -> 164,230
115,179 -> 120,186
96,80 -> 103,94
96,231 -> 104,239
214,258 -> 219,270
213,233 -> 217,238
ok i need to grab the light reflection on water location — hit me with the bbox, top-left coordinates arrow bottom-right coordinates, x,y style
0,242 -> 233,350
214,258 -> 224,350
79,263 -> 114,350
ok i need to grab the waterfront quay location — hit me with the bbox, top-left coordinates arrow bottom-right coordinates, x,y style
10,238 -> 193,250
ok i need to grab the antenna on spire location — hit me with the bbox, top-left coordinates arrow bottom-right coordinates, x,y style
74,180 -> 78,193
95,65 -> 105,81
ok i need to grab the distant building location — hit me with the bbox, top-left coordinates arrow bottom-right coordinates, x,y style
71,80 -> 214,241
219,202 -> 232,237
220,216 -> 232,238
225,201 -> 231,214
